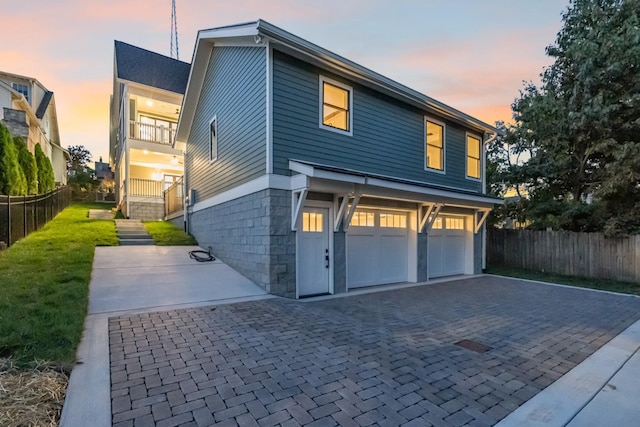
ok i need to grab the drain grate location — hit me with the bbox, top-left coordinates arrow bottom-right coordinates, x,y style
455,339 -> 492,353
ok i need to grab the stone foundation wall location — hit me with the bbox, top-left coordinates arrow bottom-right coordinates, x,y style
188,189 -> 296,298
128,201 -> 164,220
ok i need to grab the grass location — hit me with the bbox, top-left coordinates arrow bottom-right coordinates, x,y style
485,265 -> 640,296
143,220 -> 197,246
0,202 -> 118,368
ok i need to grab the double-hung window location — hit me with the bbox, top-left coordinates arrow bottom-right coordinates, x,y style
320,76 -> 352,135
425,119 -> 445,171
12,83 -> 29,103
466,134 -> 481,180
209,116 -> 218,163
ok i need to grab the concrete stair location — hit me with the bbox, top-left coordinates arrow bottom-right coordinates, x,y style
115,219 -> 155,246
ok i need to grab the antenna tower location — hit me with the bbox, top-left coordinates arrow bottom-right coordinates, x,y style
170,0 -> 179,60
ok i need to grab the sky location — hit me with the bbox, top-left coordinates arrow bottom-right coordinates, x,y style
0,0 -> 570,163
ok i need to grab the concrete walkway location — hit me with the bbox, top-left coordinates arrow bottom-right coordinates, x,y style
115,219 -> 154,246
59,246 -> 270,427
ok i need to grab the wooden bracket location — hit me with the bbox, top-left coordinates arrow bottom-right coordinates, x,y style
474,208 -> 491,234
342,186 -> 362,232
291,188 -> 308,231
424,203 -> 444,234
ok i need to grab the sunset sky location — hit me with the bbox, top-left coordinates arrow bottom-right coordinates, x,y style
1,0 -> 570,163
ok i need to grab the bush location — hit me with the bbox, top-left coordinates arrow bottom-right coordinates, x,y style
0,122 -> 27,195
34,143 -> 55,193
14,136 -> 38,194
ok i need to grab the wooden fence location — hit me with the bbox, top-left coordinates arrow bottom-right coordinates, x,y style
487,228 -> 640,283
0,186 -> 71,247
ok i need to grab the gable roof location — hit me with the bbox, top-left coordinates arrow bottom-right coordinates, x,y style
177,20 -> 501,142
114,40 -> 190,94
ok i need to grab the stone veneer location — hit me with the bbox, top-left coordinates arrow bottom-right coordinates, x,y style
128,201 -> 164,220
188,189 -> 296,298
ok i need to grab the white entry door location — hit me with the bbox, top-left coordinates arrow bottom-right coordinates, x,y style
298,207 -> 330,297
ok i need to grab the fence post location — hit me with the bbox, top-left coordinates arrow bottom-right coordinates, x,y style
23,195 -> 27,239
7,196 -> 11,247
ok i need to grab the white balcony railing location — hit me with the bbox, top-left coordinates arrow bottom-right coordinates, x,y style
129,178 -> 164,198
129,120 -> 176,145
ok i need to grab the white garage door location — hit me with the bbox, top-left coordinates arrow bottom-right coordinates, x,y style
347,209 -> 408,288
428,216 -> 466,278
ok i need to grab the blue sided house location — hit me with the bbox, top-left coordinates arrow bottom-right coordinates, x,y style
173,20 -> 503,298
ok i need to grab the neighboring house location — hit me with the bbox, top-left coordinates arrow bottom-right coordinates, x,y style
0,71 -> 69,186
109,41 -> 189,219
174,20 -> 503,298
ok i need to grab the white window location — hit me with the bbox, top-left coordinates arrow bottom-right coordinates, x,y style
467,134 -> 481,180
319,76 -> 353,135
432,217 -> 443,229
302,211 -> 324,232
380,213 -> 407,228
425,119 -> 445,172
445,217 -> 465,230
350,211 -> 374,227
12,83 -> 29,103
209,115 -> 217,163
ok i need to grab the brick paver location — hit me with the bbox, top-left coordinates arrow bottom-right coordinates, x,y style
109,276 -> 640,426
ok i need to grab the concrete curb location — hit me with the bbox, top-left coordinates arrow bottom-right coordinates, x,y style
496,319 -> 640,426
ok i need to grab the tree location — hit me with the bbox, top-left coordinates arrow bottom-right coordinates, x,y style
507,0 -> 640,235
34,143 -> 55,193
14,136 -> 38,194
67,145 -> 92,176
0,122 -> 27,196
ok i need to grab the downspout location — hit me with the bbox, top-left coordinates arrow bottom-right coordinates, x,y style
183,149 -> 189,234
481,132 -> 498,271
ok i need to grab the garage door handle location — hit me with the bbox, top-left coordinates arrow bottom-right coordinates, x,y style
325,249 -> 329,269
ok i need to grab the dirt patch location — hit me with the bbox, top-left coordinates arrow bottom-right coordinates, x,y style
0,359 -> 68,427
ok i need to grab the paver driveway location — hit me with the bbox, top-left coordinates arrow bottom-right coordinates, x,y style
108,276 -> 640,426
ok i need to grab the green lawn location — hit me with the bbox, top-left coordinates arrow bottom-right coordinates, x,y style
0,202 -> 118,368
486,266 -> 640,296
143,220 -> 197,246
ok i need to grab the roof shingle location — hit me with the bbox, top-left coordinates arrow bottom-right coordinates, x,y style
114,41 -> 190,94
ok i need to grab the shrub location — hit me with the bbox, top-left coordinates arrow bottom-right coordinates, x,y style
14,136 -> 38,194
0,123 -> 27,195
34,143 -> 55,193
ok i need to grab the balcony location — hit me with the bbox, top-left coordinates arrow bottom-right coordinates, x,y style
129,120 -> 176,146
129,178 -> 164,198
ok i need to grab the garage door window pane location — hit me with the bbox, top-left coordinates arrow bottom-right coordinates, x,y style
445,217 -> 464,230
303,212 -> 323,232
432,217 -> 443,229
380,213 -> 407,228
350,212 -> 374,227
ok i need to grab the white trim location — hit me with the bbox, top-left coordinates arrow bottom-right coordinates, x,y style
419,203 -> 435,233
209,115 -> 218,163
198,24 -> 259,40
424,204 -> 444,234
266,42 -> 273,174
465,132 -> 482,182
291,189 -> 308,231
191,174 -> 290,213
474,208 -> 491,234
424,116 -> 446,174
342,187 -> 362,232
319,75 -> 353,136
334,194 -> 350,231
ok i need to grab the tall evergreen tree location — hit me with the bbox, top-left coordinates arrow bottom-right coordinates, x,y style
34,143 -> 55,193
0,123 -> 27,196
14,136 -> 38,194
